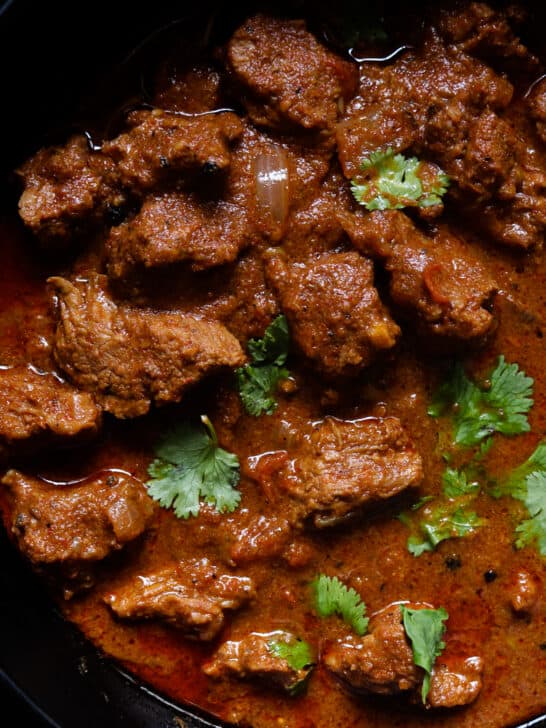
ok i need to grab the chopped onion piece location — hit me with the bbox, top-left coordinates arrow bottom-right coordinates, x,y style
254,147 -> 290,241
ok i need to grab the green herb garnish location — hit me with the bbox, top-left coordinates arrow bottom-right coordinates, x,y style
236,315 -> 290,416
146,415 -> 240,519
312,574 -> 369,635
428,357 -> 533,447
400,605 -> 448,703
351,148 -> 449,212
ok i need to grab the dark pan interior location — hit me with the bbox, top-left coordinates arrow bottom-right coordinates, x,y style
0,1 -> 545,726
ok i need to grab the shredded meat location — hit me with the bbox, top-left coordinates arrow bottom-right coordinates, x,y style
0,365 -> 101,458
269,416 -> 422,527
49,274 -> 245,418
266,251 -> 400,377
227,14 -> 356,133
342,210 -> 497,345
204,631 -> 312,691
2,469 -> 153,597
105,559 -> 255,640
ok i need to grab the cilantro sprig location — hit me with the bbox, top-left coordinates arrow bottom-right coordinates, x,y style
428,357 -> 534,447
236,315 -> 290,416
312,574 -> 369,635
351,148 -> 449,212
494,442 -> 546,556
405,500 -> 483,556
267,636 -> 315,694
146,415 -> 241,519
400,605 -> 448,703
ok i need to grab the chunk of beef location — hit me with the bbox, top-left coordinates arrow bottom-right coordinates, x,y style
101,109 -> 243,192
336,105 -> 418,180
436,2 -> 537,69
323,603 -> 421,694
17,135 -> 122,246
105,190 -> 253,279
427,654 -> 484,708
507,568 -> 541,614
0,365 -> 101,458
17,111 -> 243,248
528,76 -> 546,145
2,469 -> 153,597
49,274 -> 245,418
266,252 -> 399,377
154,63 -> 223,113
324,602 -> 483,707
342,210 -> 497,345
105,559 -> 255,640
342,32 -> 546,248
271,416 -> 422,527
204,631 -> 313,691
227,15 -> 356,133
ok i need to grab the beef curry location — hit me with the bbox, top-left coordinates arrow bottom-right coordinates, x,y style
1,2 -> 545,726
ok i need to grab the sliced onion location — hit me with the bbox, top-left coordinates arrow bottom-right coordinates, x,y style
253,146 -> 290,242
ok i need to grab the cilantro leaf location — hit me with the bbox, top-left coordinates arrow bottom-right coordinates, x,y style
495,442 -> 546,556
146,415 -> 241,519
268,638 -> 314,672
312,574 -> 369,635
351,148 -> 449,212
400,605 -> 448,703
442,467 -> 480,498
515,472 -> 546,555
247,315 -> 289,366
406,501 -> 483,556
267,636 -> 315,695
236,316 -> 290,417
236,363 -> 289,416
428,357 -> 534,447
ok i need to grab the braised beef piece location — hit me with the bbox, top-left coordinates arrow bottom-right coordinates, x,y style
324,603 -> 421,695
101,109 -> 243,191
265,416 -> 422,527
0,365 -> 101,458
342,210 -> 497,345
266,251 -> 400,377
204,631 -> 313,691
17,136 -> 123,246
427,654 -> 484,708
105,559 -> 255,640
324,603 -> 483,707
341,30 -> 546,248
2,469 -> 153,598
435,2 -> 537,69
528,77 -> 546,145
49,274 -> 245,418
507,568 -> 541,613
226,15 -> 356,134
105,191 -> 254,279
17,111 -> 242,247
154,62 -> 223,113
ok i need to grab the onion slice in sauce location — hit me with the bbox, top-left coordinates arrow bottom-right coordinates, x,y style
254,146 -> 290,242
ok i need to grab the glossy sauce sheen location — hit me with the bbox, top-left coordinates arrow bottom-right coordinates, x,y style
1,5 -> 546,728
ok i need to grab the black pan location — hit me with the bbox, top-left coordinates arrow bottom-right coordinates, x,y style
0,1 -> 545,726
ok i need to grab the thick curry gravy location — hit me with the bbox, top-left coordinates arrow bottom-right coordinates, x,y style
1,4 -> 546,727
